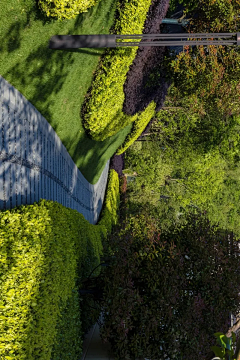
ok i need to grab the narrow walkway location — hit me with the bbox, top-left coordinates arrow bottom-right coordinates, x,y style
0,76 -> 110,224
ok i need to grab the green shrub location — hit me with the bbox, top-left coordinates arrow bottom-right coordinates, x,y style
38,0 -> 98,20
116,101 -> 156,155
97,168 -> 120,257
81,0 -> 153,141
0,169 -> 120,360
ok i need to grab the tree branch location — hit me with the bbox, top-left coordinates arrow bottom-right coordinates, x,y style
226,314 -> 240,338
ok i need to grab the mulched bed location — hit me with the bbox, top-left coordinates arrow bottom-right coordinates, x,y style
122,0 -> 172,118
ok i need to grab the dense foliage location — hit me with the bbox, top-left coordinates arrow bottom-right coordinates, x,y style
121,0 -> 240,239
161,0 -> 240,151
0,167 -> 120,359
91,209 -> 240,360
167,0 -> 240,32
124,121 -> 240,239
38,0 -> 98,20
81,0 -> 155,141
79,0 -> 240,359
116,101 -> 156,155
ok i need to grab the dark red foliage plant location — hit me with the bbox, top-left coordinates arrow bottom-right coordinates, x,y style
122,0 -> 172,117
93,208 -> 240,360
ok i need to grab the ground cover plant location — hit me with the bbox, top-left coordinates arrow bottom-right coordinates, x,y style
0,0 -> 132,185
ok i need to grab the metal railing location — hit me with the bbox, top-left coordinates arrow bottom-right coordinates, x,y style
49,33 -> 240,49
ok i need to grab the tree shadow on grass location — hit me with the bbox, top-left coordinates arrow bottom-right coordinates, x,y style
3,42 -> 75,123
66,132 -> 121,184
58,48 -> 102,55
0,1 -> 56,54
73,0 -> 118,32
1,0 -> 118,55
1,0 -> 126,184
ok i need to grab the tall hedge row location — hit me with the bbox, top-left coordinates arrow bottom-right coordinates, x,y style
0,169 -> 119,360
81,0 -> 155,142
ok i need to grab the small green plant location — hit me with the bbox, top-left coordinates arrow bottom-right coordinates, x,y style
211,331 -> 237,360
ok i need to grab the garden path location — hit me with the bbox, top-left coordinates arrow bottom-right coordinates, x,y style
0,75 -> 110,224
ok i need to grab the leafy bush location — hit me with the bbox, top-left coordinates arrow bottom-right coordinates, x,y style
38,0 -> 98,20
97,168 -> 120,253
81,0 -> 154,141
211,331 -> 239,360
182,0 -> 240,33
157,38 -> 240,171
0,168 -> 120,360
167,0 -> 198,15
116,101 -> 156,155
91,209 -> 240,360
167,0 -> 240,30
163,44 -> 240,119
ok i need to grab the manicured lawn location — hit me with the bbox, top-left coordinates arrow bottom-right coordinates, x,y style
0,0 -> 133,184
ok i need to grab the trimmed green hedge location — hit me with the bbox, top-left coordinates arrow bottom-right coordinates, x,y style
82,0 -> 154,142
38,0 -> 99,20
0,169 -> 119,360
116,101 -> 156,155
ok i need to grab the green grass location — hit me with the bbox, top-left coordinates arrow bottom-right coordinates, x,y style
0,0 -> 133,184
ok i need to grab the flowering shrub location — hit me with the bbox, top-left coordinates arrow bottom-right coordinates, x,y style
91,209 -> 240,360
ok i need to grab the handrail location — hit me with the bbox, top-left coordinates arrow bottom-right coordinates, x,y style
49,33 -> 240,49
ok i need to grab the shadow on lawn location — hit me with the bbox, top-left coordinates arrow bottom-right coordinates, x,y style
64,130 -> 121,184
58,48 -> 102,56
1,0 -> 119,133
0,2 -> 55,54
3,42 -> 75,123
1,0 -> 127,184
